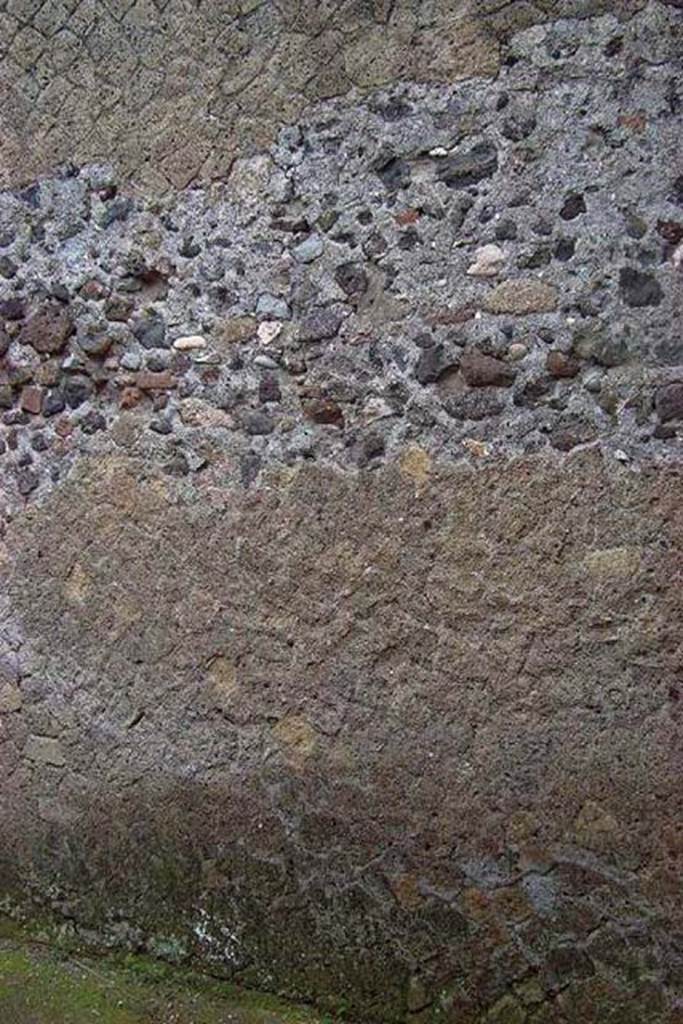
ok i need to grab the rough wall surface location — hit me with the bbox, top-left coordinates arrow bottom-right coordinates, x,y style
0,1 -> 682,1022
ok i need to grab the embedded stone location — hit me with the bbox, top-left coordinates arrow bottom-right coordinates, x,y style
257,321 -> 283,345
243,410 -> 274,435
42,389 -> 65,417
25,735 -> 66,767
219,316 -> 258,344
467,244 -> 505,277
134,370 -> 177,390
16,468 -> 39,495
483,279 -> 558,314
373,153 -> 412,191
656,219 -> 683,245
120,386 -> 143,409
415,345 -> 457,385
334,262 -> 369,298
655,382 -> 683,421
437,141 -> 498,188
18,303 -> 74,354
0,297 -> 25,320
560,193 -> 587,220
258,373 -> 281,404
63,376 -> 94,409
507,343 -> 528,361
0,683 -> 22,714
302,396 -> 344,426
20,385 -> 43,414
173,335 -> 206,351
133,314 -> 168,349
547,351 -> 580,378
292,234 -> 324,263
79,332 -> 113,357
298,309 -> 342,343
619,267 -> 663,307
256,295 -> 290,320
461,351 -> 516,387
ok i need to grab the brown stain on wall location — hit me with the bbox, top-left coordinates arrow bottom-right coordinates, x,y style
1,449 -> 682,1018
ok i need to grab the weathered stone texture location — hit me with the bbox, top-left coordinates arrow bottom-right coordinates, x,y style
0,0 -> 682,1020
1,451 -> 682,1021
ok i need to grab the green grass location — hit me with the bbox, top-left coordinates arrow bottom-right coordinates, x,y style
0,938 -> 334,1024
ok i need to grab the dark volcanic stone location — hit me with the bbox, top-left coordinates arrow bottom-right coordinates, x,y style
0,298 -> 25,320
42,389 -> 65,416
79,332 -> 113,357
655,382 -> 683,422
18,303 -> 74,354
358,432 -> 385,465
373,153 -> 412,191
146,354 -> 168,372
415,345 -> 457,386
243,410 -> 274,435
298,309 -> 342,343
302,396 -> 344,426
550,416 -> 598,451
179,237 -> 201,257
461,351 -> 515,387
64,375 -> 94,409
334,262 -> 368,299
437,141 -> 498,188
80,410 -> 107,433
30,433 -> 50,452
560,193 -> 587,220
97,196 -> 134,228
619,267 -> 663,307
240,453 -> 261,488
134,314 -> 168,349
501,113 -> 536,141
624,211 -> 647,239
149,417 -> 173,435
259,373 -> 281,404
397,228 -> 420,250
0,256 -> 17,279
656,219 -> 683,245
444,390 -> 506,420
514,376 -> 554,407
554,238 -> 576,261
547,351 -> 580,378
495,219 -> 518,241
16,468 -> 39,495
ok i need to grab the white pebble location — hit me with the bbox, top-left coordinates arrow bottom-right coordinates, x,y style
466,244 -> 505,277
257,321 -> 283,345
173,334 -> 206,350
507,343 -> 528,361
254,354 -> 279,368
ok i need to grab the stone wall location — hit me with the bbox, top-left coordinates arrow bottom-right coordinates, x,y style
0,2 -> 682,1021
